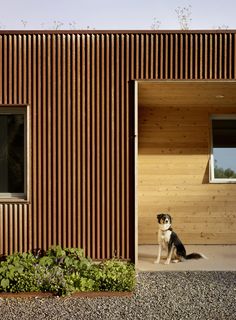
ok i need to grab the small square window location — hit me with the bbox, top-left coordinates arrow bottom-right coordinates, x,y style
210,115 -> 236,183
0,106 -> 29,199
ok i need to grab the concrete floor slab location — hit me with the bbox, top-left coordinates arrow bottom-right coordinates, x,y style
137,245 -> 236,271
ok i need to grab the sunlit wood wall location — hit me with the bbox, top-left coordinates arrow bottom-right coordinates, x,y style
0,31 -> 236,259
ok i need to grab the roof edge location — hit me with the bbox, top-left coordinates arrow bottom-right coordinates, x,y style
0,29 -> 235,35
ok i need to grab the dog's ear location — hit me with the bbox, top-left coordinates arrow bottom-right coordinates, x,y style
157,213 -> 164,222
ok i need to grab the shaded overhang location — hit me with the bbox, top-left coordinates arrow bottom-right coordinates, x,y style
138,81 -> 236,108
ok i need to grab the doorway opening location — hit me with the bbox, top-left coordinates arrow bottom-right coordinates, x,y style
135,80 -> 236,270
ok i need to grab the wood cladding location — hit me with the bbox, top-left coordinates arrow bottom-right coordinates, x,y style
138,105 -> 236,244
0,31 -> 236,260
0,33 -> 134,259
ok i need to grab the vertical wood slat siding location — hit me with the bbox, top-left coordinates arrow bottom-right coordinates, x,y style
0,32 -> 236,260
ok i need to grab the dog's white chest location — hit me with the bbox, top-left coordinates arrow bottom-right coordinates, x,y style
159,230 -> 171,244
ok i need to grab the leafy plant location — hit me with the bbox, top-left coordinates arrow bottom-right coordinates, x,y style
0,252 -> 39,293
175,5 -> 192,30
95,259 -> 136,292
35,265 -> 74,296
0,246 -> 136,296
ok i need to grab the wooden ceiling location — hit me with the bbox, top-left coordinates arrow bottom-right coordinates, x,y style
138,81 -> 236,108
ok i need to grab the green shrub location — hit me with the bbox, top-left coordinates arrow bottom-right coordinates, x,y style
0,246 -> 136,296
0,252 -> 39,293
95,259 -> 136,292
35,264 -> 74,296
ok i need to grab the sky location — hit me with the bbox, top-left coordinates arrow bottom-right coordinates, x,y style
0,0 -> 236,30
214,149 -> 236,172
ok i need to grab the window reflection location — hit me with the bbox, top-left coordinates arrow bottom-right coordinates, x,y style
212,119 -> 236,180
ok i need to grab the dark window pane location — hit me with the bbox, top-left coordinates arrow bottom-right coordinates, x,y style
212,119 -> 236,147
0,114 -> 24,193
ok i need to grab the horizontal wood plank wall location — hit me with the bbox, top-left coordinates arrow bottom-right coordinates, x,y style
138,106 -> 236,244
0,31 -> 236,259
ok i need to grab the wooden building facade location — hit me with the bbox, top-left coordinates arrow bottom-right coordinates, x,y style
0,30 -> 236,262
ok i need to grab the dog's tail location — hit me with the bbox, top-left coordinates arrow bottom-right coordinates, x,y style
186,253 -> 207,260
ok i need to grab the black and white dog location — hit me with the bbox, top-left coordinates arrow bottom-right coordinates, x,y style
154,213 -> 207,265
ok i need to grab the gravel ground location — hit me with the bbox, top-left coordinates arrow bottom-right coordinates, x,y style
0,272 -> 235,320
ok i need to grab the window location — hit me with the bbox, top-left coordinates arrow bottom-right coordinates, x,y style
210,115 -> 236,183
0,107 -> 29,199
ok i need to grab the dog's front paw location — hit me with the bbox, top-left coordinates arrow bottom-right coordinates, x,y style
164,260 -> 170,265
154,259 -> 160,264
172,259 -> 179,263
